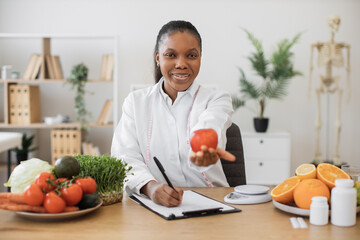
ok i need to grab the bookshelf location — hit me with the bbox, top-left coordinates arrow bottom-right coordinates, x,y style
0,33 -> 119,159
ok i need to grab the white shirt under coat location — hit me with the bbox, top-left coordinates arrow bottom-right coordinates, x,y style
111,78 -> 234,195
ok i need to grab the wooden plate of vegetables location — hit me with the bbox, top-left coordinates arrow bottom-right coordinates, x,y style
15,199 -> 102,220
1,157 -> 102,220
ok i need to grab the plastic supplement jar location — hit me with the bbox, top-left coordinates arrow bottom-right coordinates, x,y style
331,179 -> 357,227
310,196 -> 329,225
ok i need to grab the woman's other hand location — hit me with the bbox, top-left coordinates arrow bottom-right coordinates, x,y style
189,145 -> 236,167
140,180 -> 183,207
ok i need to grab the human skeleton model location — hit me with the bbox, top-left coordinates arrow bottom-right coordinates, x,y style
309,15 -> 351,165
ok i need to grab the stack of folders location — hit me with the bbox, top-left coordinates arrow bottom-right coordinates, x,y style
51,129 -> 81,164
8,84 -> 41,124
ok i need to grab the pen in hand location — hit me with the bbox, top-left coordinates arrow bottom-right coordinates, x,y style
153,156 -> 177,192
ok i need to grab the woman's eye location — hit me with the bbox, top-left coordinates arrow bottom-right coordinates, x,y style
188,53 -> 198,58
165,53 -> 175,57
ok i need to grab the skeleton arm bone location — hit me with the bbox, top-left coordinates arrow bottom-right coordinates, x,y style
309,43 -> 316,101
345,44 -> 351,103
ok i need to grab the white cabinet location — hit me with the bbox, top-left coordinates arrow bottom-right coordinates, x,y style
242,132 -> 291,185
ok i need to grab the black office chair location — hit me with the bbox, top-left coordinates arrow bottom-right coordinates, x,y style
220,123 -> 246,187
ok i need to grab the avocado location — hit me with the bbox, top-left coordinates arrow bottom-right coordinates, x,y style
54,155 -> 80,178
77,192 -> 99,210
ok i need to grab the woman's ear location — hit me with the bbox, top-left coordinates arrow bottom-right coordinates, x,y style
156,54 -> 160,66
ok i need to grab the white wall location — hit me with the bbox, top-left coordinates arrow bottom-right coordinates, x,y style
0,0 -> 359,174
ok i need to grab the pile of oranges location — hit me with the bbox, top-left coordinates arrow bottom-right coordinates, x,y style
271,163 -> 351,209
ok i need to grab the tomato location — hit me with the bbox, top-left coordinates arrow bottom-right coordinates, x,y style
44,192 -> 66,213
60,183 -> 83,206
75,177 -> 97,194
23,183 -> 44,206
34,172 -> 56,193
54,178 -> 68,186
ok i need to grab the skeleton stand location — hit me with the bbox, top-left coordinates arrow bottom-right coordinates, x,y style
309,15 -> 350,166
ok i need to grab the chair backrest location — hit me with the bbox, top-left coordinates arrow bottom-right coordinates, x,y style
220,123 -> 246,187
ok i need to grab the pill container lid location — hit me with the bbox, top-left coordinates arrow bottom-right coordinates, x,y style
334,179 -> 354,188
311,196 -> 328,203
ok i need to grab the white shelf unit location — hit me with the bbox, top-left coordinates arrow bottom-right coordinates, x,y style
0,33 -> 119,159
242,132 -> 291,185
0,33 -> 119,128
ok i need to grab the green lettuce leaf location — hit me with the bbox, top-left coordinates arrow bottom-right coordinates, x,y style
4,158 -> 53,193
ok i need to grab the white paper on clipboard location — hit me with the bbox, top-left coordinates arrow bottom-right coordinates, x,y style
130,190 -> 240,220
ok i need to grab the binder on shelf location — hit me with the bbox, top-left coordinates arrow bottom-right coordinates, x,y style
23,54 -> 40,80
100,55 -> 114,81
105,55 -> 114,81
97,99 -> 113,125
45,55 -> 56,79
30,55 -> 42,80
8,85 -> 17,124
82,142 -> 100,156
100,55 -> 108,80
19,85 -> 27,124
51,129 -> 60,163
52,55 -> 63,79
51,129 -> 81,164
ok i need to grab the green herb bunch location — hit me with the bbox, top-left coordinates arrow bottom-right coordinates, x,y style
75,154 -> 132,205
232,29 -> 302,118
66,63 -> 91,130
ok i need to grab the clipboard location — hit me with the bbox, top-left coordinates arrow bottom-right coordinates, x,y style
130,190 -> 241,220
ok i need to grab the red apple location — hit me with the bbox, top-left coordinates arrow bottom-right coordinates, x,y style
190,129 -> 218,152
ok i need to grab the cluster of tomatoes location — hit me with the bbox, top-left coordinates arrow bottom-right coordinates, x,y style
24,172 -> 97,213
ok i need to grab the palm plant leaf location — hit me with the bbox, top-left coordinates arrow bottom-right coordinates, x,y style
243,28 -> 268,79
270,32 -> 302,81
238,68 -> 260,99
263,78 -> 290,99
231,95 -> 246,111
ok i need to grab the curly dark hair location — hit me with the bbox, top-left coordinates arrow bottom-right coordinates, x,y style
153,20 -> 202,83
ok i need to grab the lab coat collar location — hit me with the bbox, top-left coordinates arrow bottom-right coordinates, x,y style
154,77 -> 199,99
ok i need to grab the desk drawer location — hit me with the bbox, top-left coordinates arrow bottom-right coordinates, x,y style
245,160 -> 290,185
242,136 -> 290,159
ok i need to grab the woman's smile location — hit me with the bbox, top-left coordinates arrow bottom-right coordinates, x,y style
171,73 -> 191,81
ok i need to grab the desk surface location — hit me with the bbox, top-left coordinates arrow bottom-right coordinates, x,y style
0,132 -> 22,152
0,188 -> 359,240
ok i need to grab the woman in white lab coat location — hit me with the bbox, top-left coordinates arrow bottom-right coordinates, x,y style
111,20 -> 235,207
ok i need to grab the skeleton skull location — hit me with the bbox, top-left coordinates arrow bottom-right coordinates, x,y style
328,14 -> 341,32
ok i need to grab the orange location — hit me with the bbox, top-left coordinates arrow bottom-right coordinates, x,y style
295,163 -> 317,180
293,179 -> 330,209
317,163 -> 350,190
271,176 -> 300,204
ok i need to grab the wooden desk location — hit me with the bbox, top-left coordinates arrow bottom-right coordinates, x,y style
0,188 -> 359,240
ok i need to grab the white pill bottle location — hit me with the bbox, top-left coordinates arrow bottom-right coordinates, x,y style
331,179 -> 357,227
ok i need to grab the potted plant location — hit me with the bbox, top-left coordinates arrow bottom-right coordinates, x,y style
232,29 -> 302,132
12,133 -> 37,163
66,63 -> 91,133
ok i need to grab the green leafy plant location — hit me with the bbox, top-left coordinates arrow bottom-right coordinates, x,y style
232,29 -> 302,118
75,154 -> 132,205
66,63 -> 91,129
12,133 -> 37,155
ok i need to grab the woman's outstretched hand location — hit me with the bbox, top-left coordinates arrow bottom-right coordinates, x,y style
140,180 -> 183,207
189,145 -> 236,167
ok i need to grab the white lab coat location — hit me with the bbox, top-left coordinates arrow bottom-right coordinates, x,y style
111,78 -> 233,194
